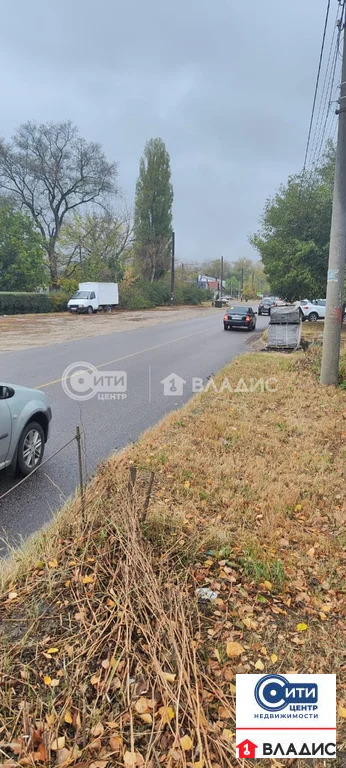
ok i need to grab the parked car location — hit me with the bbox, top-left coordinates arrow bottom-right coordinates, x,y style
223,304 -> 257,331
214,296 -> 230,307
258,297 -> 274,315
0,383 -> 51,476
300,300 -> 326,322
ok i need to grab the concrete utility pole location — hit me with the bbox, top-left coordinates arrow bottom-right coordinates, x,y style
220,256 -> 224,297
170,230 -> 175,304
320,15 -> 346,385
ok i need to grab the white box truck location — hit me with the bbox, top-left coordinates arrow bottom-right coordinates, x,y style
67,282 -> 119,314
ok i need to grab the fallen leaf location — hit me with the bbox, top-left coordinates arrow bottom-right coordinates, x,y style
109,735 -> 123,752
134,697 -> 150,714
48,559 -> 58,568
296,623 -> 308,632
102,659 -> 110,669
50,678 -> 60,687
162,671 -> 176,683
158,705 -> 175,724
307,547 -> 315,558
56,747 -> 71,765
44,675 -> 52,686
89,762 -> 108,768
64,710 -> 73,724
218,705 -> 232,719
51,736 -> 66,751
46,713 -> 55,726
65,580 -> 71,588
263,580 -> 272,590
8,591 -> 18,600
243,617 -> 258,630
180,735 -> 193,751
7,740 -> 23,755
139,713 -> 152,724
89,739 -> 102,752
193,760 -> 205,768
222,729 -> 233,743
91,722 -> 104,738
82,574 -> 94,584
124,752 -> 136,767
184,480 -> 190,489
226,641 -> 245,658
255,659 -> 265,671
270,654 -> 278,664
90,673 -> 101,685
339,706 -> 346,719
46,647 -> 59,655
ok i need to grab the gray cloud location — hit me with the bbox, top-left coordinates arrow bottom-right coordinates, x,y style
0,0 -> 328,263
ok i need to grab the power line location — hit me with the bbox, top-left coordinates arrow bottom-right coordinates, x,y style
313,9 -> 344,168
308,3 -> 340,168
302,0 -> 332,173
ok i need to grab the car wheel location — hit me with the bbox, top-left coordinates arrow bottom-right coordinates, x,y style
105,305 -> 112,313
87,306 -> 93,315
223,324 -> 228,330
17,422 -> 45,477
308,312 -> 318,322
258,310 -> 262,315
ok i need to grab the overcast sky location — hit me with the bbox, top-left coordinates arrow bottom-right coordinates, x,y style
0,0 -> 329,264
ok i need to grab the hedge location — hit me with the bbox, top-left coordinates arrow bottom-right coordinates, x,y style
0,292 -> 69,314
0,283 -> 209,315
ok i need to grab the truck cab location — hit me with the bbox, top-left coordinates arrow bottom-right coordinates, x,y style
67,289 -> 98,314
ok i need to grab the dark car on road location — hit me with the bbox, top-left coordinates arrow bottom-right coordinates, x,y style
223,305 -> 257,331
258,297 -> 274,315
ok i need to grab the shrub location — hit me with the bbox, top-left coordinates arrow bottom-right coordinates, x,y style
0,292 -> 51,314
49,293 -> 70,312
0,291 -> 70,314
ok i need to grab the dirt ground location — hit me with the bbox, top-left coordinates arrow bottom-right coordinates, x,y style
0,306 -> 218,353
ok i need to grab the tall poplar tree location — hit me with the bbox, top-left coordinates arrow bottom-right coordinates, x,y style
134,138 -> 173,281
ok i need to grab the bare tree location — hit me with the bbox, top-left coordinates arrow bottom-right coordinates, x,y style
0,121 -> 117,287
58,201 -> 133,281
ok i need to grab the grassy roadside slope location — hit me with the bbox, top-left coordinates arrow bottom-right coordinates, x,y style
0,336 -> 345,767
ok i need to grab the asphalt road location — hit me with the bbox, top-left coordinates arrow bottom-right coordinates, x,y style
0,309 -> 268,550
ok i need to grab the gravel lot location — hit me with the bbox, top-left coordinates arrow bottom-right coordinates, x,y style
0,305 -> 218,352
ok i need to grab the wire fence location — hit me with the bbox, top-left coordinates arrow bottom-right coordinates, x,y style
0,426 -> 86,522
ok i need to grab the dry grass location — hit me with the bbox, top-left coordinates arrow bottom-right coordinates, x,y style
0,343 -> 345,767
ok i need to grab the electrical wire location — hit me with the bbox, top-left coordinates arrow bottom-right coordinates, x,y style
302,0 -> 332,173
313,11 -> 344,168
308,3 -> 340,168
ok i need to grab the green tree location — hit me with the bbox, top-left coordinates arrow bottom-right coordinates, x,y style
251,144 -> 334,301
58,207 -> 132,283
0,121 -> 117,287
134,138 -> 173,281
0,198 -> 46,291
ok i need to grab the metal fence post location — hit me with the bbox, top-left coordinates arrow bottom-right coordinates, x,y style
76,425 -> 86,525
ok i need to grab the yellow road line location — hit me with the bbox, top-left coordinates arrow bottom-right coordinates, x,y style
36,324 -> 218,390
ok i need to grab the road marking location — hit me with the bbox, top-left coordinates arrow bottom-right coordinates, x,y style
36,324 -> 219,390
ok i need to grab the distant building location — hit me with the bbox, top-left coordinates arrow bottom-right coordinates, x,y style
197,274 -> 225,292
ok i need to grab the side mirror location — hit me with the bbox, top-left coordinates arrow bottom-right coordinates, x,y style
0,385 -> 14,400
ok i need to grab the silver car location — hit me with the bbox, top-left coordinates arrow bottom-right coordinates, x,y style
0,383 -> 52,476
